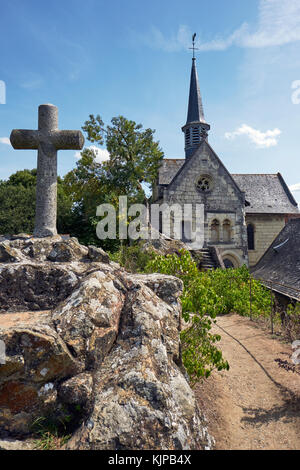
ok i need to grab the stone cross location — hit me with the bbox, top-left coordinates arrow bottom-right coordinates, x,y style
10,104 -> 84,237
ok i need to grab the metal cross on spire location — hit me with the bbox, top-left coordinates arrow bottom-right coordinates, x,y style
189,33 -> 199,60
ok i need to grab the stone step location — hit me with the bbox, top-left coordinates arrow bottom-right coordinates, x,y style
191,249 -> 216,271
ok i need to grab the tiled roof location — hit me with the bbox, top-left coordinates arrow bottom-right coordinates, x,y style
158,159 -> 185,185
252,218 -> 300,300
158,160 -> 298,214
232,173 -> 299,214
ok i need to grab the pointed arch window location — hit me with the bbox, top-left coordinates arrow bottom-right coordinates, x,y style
223,220 -> 232,243
247,224 -> 255,250
211,219 -> 220,243
181,220 -> 193,243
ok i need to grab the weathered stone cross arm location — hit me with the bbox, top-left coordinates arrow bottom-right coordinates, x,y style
10,104 -> 84,238
10,129 -> 84,150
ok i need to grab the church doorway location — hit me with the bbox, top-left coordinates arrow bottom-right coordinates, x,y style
223,258 -> 234,269
222,252 -> 241,269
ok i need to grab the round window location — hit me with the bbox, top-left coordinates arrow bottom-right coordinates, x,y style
196,175 -> 213,193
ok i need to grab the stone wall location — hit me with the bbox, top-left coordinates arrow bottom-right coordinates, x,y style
246,214 -> 286,267
160,143 -> 249,266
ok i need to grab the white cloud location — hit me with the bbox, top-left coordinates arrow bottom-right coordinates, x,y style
225,124 -> 281,148
140,25 -> 190,52
242,0 -> 300,48
20,78 -> 43,90
289,183 -> 300,192
0,137 -> 11,145
75,145 -> 110,163
140,0 -> 300,52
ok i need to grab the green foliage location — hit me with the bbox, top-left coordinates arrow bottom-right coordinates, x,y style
63,114 -> 164,249
285,303 -> 300,342
181,321 -> 229,384
82,114 -> 104,144
203,265 -> 271,318
0,169 -> 74,236
105,115 -> 163,192
0,183 -> 36,234
109,243 -> 156,273
7,168 -> 37,188
145,251 -> 274,384
146,250 -> 230,384
31,414 -> 72,450
146,251 -> 271,384
1,115 -> 162,248
31,402 -> 87,450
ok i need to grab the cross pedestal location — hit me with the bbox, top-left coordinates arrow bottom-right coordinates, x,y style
10,104 -> 84,237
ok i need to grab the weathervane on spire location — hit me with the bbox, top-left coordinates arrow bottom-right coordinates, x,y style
189,33 -> 199,60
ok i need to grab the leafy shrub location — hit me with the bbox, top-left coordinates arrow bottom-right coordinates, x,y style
109,243 -> 156,273
146,250 -> 230,384
109,247 -> 274,385
285,303 -> 300,342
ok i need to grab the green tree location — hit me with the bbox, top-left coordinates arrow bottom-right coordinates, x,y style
63,114 -> 164,248
81,114 -> 163,195
0,169 -> 73,235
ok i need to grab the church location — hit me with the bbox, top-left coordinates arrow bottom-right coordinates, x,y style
153,55 -> 299,268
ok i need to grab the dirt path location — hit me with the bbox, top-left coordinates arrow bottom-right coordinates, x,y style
194,314 -> 300,450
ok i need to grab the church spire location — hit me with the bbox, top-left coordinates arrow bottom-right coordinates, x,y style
182,34 -> 210,158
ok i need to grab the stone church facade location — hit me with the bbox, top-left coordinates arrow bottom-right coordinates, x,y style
153,57 -> 299,268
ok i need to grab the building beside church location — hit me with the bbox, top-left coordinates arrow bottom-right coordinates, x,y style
153,56 -> 299,268
252,218 -> 300,302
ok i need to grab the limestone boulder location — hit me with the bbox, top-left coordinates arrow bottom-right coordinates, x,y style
0,264 -> 79,312
88,245 -> 110,264
58,372 -> 93,406
52,270 -> 126,367
0,236 -> 214,449
0,236 -> 89,263
0,311 -> 82,435
65,278 -> 211,450
142,228 -> 189,256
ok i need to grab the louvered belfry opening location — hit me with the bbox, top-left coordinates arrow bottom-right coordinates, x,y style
185,128 -> 191,147
192,126 -> 200,145
182,57 -> 210,158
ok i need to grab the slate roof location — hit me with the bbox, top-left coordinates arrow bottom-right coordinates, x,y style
158,160 -> 298,214
186,59 -> 207,125
252,218 -> 300,300
232,173 -> 299,214
158,159 -> 185,186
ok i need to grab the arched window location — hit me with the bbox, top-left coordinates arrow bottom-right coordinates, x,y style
182,220 -> 193,243
223,220 -> 232,242
211,219 -> 220,243
247,224 -> 255,250
159,212 -> 163,234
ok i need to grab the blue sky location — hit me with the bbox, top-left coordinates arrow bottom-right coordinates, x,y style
0,0 -> 300,201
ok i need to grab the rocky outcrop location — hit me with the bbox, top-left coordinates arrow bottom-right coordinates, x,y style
0,236 -> 213,450
142,228 -> 189,256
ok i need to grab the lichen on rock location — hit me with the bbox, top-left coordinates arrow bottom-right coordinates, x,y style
0,235 -> 214,449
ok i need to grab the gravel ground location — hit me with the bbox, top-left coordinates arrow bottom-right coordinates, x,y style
194,313 -> 300,450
